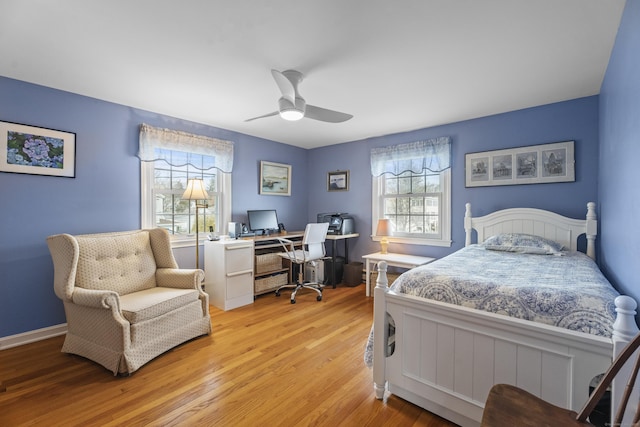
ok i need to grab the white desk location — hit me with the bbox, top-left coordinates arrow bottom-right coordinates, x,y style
362,252 -> 436,297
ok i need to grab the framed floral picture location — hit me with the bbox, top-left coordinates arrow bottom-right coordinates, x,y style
0,120 -> 76,178
260,160 -> 291,196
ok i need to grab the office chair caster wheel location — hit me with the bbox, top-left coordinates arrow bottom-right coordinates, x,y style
275,291 -> 280,297
291,299 -> 296,304
317,295 -> 322,301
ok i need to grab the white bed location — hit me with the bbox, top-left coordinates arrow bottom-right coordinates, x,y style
371,202 -> 639,426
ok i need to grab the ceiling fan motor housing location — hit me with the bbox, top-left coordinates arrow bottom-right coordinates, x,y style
278,96 -> 306,121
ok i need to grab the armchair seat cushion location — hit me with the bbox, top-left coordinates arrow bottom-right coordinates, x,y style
119,287 -> 200,324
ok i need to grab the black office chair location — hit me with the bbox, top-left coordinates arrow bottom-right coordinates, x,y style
276,222 -> 330,304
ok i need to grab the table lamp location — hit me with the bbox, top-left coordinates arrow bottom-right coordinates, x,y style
182,178 -> 209,269
376,219 -> 391,254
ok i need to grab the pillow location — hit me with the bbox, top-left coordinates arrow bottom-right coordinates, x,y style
482,233 -> 564,255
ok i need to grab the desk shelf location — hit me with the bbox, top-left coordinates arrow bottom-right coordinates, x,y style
252,232 -> 303,296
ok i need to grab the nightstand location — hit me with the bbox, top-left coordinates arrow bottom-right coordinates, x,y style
362,252 -> 436,297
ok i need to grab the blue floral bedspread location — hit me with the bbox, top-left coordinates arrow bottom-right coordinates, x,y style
364,245 -> 619,367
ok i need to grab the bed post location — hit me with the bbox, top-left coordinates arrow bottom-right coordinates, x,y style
373,261 -> 389,400
612,295 -> 639,345
611,295 -> 640,424
464,203 -> 472,247
585,202 -> 597,260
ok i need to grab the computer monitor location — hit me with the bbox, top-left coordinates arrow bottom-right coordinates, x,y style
247,209 -> 279,235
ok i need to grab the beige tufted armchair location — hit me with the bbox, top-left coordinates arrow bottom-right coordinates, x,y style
46,228 -> 211,375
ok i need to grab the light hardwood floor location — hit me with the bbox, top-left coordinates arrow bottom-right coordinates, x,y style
0,285 -> 457,426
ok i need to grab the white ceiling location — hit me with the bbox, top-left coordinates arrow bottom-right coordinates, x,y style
0,1 -> 626,149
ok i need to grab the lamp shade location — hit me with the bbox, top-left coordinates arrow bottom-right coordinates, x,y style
376,219 -> 391,236
182,178 -> 209,201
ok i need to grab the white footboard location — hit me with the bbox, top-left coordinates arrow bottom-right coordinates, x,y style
373,261 -> 639,427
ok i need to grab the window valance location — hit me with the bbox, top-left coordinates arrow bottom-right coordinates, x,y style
138,123 -> 234,173
370,136 -> 451,177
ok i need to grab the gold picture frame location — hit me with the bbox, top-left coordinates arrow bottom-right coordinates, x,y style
260,160 -> 291,196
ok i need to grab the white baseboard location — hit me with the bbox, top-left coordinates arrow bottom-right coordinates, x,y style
0,324 -> 67,350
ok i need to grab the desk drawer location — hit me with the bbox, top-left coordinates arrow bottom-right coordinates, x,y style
226,272 -> 253,299
225,244 -> 253,272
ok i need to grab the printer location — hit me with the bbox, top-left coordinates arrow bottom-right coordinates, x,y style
317,213 -> 355,235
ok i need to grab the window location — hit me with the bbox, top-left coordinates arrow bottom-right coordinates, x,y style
139,124 -> 233,247
149,150 -> 222,235
371,137 -> 451,247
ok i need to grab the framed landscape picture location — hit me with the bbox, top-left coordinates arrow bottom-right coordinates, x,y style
465,141 -> 574,187
259,160 -> 291,196
0,120 -> 76,178
327,170 -> 349,191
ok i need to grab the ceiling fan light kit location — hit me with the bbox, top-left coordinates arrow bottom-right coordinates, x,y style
245,69 -> 353,123
280,109 -> 304,121
278,96 -> 305,121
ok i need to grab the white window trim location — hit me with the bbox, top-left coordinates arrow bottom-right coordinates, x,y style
371,169 -> 451,247
140,162 -> 232,248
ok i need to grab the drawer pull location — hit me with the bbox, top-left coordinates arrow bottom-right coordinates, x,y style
227,269 -> 253,278
226,244 -> 253,251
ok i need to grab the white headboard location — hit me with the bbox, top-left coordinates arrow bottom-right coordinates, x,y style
464,202 -> 597,260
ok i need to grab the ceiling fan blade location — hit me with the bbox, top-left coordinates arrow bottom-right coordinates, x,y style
271,69 -> 296,104
304,105 -> 353,123
244,111 -> 279,122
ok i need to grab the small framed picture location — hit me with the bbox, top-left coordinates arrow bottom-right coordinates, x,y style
327,170 -> 349,192
0,120 -> 76,178
260,160 -> 291,196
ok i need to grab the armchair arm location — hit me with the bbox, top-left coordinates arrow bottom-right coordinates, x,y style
72,287 -> 121,312
156,268 -> 204,290
277,237 -> 303,263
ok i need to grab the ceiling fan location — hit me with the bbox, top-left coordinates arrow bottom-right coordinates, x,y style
245,69 -> 353,123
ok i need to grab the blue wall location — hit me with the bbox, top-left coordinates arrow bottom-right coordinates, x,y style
5,2 -> 636,337
599,0 -> 640,306
0,77 -> 308,337
309,96 -> 600,261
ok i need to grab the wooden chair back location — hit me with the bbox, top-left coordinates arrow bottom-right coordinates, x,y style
578,332 -> 640,426
481,332 -> 640,427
